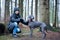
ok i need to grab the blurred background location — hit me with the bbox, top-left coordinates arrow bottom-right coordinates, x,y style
0,0 -> 60,28
0,0 -> 60,40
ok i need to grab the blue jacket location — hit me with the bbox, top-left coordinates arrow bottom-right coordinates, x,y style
10,13 -> 21,23
10,8 -> 21,23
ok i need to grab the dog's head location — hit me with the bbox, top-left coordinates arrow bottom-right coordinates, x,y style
28,15 -> 34,19
28,15 -> 34,22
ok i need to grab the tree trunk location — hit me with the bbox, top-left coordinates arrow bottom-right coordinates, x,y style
35,0 -> 38,21
28,0 -> 29,15
53,0 -> 57,27
0,0 -> 5,23
44,0 -> 49,24
19,0 -> 23,17
15,0 -> 17,7
53,0 -> 60,27
5,0 -> 10,25
39,0 -> 49,25
0,0 -> 1,21
24,0 -> 26,20
11,0 -> 13,14
31,0 -> 33,15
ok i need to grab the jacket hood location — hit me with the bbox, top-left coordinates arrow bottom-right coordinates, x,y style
14,7 -> 19,13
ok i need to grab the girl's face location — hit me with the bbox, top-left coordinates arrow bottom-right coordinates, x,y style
15,11 -> 19,14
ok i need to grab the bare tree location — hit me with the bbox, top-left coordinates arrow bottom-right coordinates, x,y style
15,0 -> 17,7
0,0 -> 1,21
11,0 -> 13,14
44,0 -> 49,25
35,0 -> 38,21
28,0 -> 29,15
31,0 -> 33,15
19,0 -> 23,17
53,0 -> 58,27
39,0 -> 49,25
5,0 -> 10,24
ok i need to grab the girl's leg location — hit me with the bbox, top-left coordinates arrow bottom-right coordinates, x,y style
13,22 -> 18,37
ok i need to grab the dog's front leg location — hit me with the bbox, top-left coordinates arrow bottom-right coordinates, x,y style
30,28 -> 33,38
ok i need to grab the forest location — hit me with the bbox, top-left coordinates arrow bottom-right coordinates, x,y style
0,0 -> 60,40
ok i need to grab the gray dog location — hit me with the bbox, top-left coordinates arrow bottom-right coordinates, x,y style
20,15 -> 47,39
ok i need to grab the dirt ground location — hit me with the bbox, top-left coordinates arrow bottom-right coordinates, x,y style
0,24 -> 60,40
45,31 -> 60,40
6,31 -> 60,40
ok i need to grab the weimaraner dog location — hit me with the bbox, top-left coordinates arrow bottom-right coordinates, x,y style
20,15 -> 47,39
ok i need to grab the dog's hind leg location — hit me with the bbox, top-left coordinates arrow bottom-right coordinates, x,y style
41,27 -> 46,39
30,28 -> 33,38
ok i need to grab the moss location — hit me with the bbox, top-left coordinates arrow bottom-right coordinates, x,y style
52,27 -> 60,32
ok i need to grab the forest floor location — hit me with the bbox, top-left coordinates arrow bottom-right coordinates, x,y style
0,28 -> 60,40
